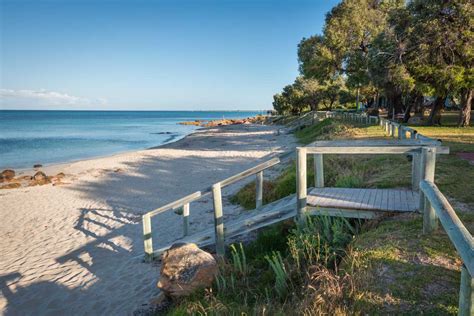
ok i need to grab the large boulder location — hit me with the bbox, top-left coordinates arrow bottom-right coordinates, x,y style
0,169 -> 15,182
157,243 -> 218,298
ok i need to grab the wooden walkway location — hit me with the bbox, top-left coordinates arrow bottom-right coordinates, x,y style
152,188 -> 419,255
153,193 -> 297,256
307,188 -> 419,212
144,134 -> 449,259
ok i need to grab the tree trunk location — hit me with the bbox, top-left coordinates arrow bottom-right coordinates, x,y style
427,96 -> 444,125
388,92 -> 403,119
414,94 -> 424,118
459,89 -> 473,127
403,103 -> 413,123
403,92 -> 424,123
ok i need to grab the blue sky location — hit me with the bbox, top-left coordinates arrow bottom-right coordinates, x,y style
1,0 -> 339,110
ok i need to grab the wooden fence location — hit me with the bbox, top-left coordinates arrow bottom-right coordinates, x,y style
334,112 -> 474,315
420,180 -> 474,315
142,157 -> 280,259
142,111 -> 473,314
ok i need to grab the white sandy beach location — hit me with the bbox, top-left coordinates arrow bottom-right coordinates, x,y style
0,123 -> 295,315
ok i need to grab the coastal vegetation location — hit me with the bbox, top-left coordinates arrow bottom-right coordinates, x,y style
273,0 -> 473,127
163,115 -> 473,315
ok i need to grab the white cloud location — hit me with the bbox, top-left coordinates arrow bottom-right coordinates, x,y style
0,89 -> 107,109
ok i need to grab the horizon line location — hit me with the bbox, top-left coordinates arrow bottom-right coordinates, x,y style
0,109 -> 268,112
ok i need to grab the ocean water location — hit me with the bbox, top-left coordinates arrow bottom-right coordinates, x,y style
0,110 -> 260,169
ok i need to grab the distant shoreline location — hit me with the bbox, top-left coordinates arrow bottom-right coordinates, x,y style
0,110 -> 261,170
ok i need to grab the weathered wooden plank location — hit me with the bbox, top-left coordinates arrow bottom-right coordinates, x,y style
148,191 -> 205,217
389,190 -> 398,211
366,189 -> 377,210
307,139 -> 442,148
412,152 -> 421,191
256,171 -> 263,208
306,206 -> 378,219
182,203 -> 190,236
308,188 -> 417,213
420,148 -> 438,233
152,194 -> 299,256
142,214 -> 153,259
296,147 -> 307,220
357,188 -> 369,209
400,190 -> 409,212
382,189 -> 390,211
459,265 -> 474,316
212,183 -> 225,256
314,154 -> 324,188
420,180 -> 474,275
305,146 -> 449,155
220,157 -> 280,188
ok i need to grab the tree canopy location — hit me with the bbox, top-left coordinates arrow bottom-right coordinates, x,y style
273,0 -> 473,126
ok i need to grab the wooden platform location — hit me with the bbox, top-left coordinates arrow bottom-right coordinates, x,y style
307,187 -> 419,212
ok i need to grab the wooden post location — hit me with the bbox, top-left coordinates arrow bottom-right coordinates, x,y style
314,154 -> 324,188
143,214 -> 153,260
459,265 -> 474,316
399,126 -> 406,139
296,147 -> 307,220
182,203 -> 190,237
256,171 -> 263,208
420,147 -> 438,233
391,124 -> 396,138
412,153 -> 421,191
212,182 -> 225,256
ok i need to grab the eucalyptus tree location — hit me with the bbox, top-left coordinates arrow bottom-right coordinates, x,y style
405,0 -> 473,125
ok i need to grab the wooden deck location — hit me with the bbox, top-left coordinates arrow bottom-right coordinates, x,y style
307,187 -> 419,212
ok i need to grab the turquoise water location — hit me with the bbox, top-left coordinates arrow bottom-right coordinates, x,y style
0,110 -> 259,169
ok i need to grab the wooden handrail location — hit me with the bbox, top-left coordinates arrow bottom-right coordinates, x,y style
143,157 -> 281,258
219,157 -> 280,188
303,146 -> 449,155
147,191 -> 208,217
420,180 -> 474,275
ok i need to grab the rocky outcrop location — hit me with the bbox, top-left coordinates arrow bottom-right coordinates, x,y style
31,171 -> 51,185
157,243 -> 218,298
0,169 -> 15,182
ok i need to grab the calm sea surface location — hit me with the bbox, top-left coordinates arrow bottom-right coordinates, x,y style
0,110 -> 260,169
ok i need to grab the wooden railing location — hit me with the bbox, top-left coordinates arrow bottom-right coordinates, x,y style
142,157 -> 280,259
420,180 -> 474,315
296,145 -> 449,220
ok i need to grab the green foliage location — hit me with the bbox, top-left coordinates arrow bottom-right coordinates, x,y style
289,215 -> 355,269
230,243 -> 248,276
277,0 -> 473,125
264,251 -> 289,299
272,77 -> 351,115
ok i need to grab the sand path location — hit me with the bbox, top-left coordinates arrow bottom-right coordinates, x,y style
0,124 -> 295,315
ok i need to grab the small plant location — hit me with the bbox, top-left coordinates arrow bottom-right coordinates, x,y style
289,214 -> 355,268
265,251 -> 289,299
230,243 -> 247,276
